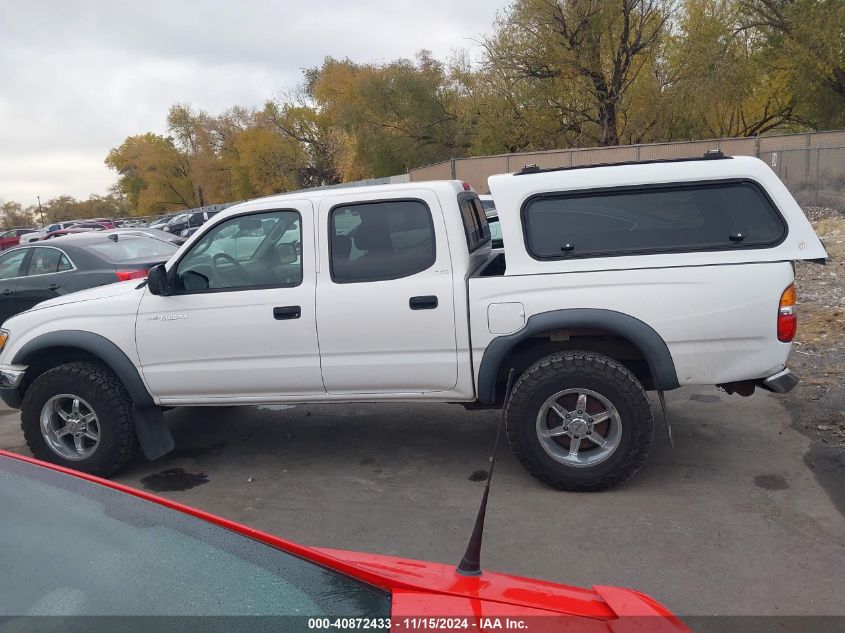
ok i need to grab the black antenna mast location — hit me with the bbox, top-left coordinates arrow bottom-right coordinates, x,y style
456,368 -> 515,576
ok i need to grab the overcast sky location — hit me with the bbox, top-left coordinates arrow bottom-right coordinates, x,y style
0,0 -> 505,206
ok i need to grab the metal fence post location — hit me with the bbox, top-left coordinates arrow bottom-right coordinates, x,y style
816,147 -> 821,206
806,133 -> 812,176
450,158 -> 456,180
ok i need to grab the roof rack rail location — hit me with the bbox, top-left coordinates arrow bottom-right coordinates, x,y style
515,150 -> 732,176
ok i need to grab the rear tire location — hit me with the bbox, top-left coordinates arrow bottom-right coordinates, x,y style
21,361 -> 140,476
505,351 -> 653,492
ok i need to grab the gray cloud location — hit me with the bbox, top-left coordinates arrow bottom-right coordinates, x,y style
0,0 -> 503,205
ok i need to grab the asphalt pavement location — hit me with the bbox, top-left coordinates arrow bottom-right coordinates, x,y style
1,386 -> 843,618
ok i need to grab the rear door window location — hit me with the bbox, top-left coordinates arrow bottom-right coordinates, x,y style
26,248 -> 63,275
522,180 -> 785,259
330,199 -> 436,283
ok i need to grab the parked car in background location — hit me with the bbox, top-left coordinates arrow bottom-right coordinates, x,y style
66,221 -> 110,230
19,221 -> 78,244
161,210 -> 219,234
40,227 -> 101,240
0,232 -> 177,325
0,450 -> 689,630
479,194 -> 503,248
0,229 -> 37,251
106,227 -> 187,246
180,226 -> 200,239
148,214 -> 178,230
78,218 -> 116,229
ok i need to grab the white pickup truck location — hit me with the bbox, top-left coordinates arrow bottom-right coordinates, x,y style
0,153 -> 827,490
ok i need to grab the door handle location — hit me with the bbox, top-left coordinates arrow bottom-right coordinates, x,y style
409,295 -> 438,310
48,283 -> 60,290
1,289 -> 12,296
273,305 -> 301,320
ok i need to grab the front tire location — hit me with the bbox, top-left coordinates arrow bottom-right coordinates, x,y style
21,361 -> 140,476
505,351 -> 654,492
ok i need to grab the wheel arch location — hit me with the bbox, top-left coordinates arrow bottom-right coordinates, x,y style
12,330 -> 155,408
10,331 -> 174,461
477,308 -> 679,405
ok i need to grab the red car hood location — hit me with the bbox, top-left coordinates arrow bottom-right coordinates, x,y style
312,548 -> 689,631
0,451 -> 688,631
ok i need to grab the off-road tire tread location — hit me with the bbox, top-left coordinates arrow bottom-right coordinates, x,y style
21,361 -> 139,476
505,351 -> 653,492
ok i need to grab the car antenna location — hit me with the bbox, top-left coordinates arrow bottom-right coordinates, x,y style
456,368 -> 515,577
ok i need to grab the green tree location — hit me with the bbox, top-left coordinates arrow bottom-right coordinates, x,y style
305,52 -> 469,178
166,104 -> 233,205
482,0 -> 672,147
42,195 -> 81,222
739,0 -> 845,127
261,98 -> 341,188
1,201 -> 36,227
105,133 -> 198,215
662,0 -> 799,139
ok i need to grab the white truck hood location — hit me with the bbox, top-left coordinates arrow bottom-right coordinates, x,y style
23,280 -> 144,313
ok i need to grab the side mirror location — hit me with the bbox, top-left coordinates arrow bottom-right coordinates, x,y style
147,264 -> 172,296
277,243 -> 297,264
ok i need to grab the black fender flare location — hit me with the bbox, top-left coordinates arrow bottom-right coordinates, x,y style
12,330 -> 174,460
476,308 -> 680,404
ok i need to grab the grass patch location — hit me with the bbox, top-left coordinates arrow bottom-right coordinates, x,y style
797,305 -> 845,346
813,218 -> 845,259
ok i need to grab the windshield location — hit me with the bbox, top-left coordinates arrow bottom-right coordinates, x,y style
0,457 -> 391,618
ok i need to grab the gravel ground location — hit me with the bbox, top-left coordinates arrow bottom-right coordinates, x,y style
785,206 -> 845,512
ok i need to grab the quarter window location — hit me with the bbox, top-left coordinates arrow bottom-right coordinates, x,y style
175,211 -> 302,292
522,181 -> 785,259
58,254 -> 73,272
330,200 -> 436,283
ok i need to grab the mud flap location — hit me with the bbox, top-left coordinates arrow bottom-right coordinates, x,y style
657,390 -> 673,450
133,406 -> 175,460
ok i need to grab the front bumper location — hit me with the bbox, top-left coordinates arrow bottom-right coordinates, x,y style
0,365 -> 26,388
0,364 -> 27,409
759,368 -> 800,394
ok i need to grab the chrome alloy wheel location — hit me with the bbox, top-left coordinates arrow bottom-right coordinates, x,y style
40,394 -> 100,460
535,388 -> 622,468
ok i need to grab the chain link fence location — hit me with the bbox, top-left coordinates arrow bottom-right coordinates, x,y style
760,146 -> 845,210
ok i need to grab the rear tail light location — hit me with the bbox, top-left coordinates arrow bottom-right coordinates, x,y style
777,284 -> 797,342
116,270 -> 148,282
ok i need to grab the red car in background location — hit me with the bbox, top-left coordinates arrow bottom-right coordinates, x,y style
83,217 -> 117,229
0,450 -> 688,631
39,226 -> 101,240
0,228 -> 36,251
